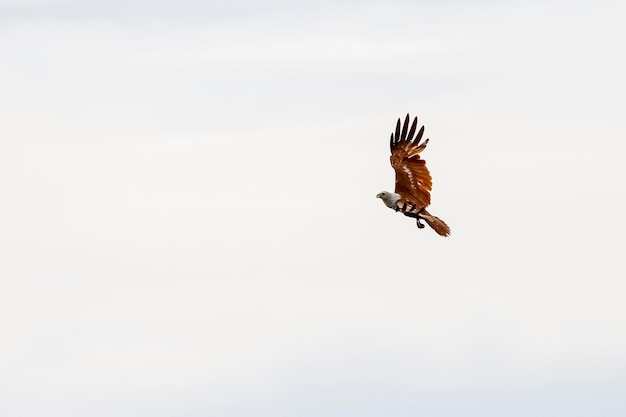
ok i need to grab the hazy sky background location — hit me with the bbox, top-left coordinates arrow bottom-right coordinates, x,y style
1,0 -> 625,416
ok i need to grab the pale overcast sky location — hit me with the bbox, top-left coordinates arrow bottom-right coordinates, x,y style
1,1 -> 625,416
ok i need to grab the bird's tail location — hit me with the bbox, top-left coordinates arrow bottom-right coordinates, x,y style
420,209 -> 451,237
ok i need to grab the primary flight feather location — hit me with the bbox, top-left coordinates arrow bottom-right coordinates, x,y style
376,114 -> 451,236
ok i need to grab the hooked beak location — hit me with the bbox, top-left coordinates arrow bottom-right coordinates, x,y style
376,193 -> 383,199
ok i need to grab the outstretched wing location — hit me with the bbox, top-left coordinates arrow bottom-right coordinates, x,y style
389,114 -> 432,209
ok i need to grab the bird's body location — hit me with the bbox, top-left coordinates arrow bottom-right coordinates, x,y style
376,114 -> 450,236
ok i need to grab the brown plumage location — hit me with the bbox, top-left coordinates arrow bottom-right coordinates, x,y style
377,114 -> 450,236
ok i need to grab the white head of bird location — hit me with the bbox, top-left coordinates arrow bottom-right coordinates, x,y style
376,191 -> 401,209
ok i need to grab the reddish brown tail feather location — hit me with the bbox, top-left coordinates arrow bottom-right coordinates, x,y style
420,209 -> 451,237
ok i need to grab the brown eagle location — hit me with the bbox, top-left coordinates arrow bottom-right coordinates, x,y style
376,114 -> 450,236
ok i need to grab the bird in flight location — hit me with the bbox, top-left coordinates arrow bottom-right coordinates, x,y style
376,114 -> 450,236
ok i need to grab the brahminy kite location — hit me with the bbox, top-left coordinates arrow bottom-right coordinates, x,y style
376,114 -> 450,236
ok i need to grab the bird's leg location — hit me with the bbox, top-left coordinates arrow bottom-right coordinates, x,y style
416,207 -> 426,228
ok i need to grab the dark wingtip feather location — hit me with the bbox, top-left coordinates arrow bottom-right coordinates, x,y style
407,117 -> 418,141
400,114 -> 410,141
390,133 -> 394,152
394,118 -> 401,144
414,125 -> 425,145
